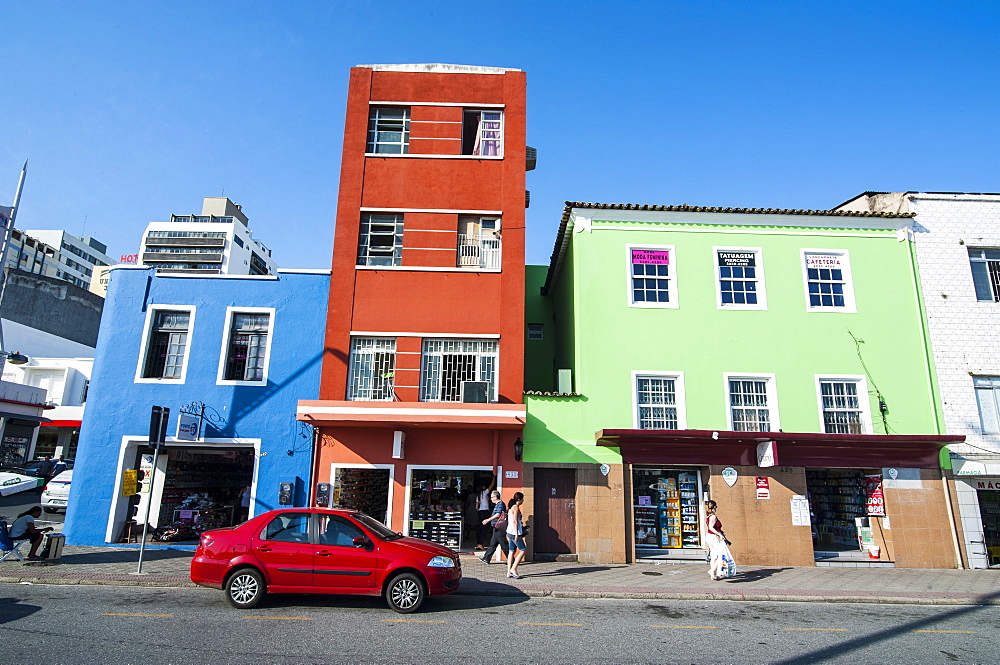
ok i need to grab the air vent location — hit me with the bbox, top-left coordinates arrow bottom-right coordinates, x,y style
526,146 -> 537,171
525,190 -> 531,208
461,381 -> 490,403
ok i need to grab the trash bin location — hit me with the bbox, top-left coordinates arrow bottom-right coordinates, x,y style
40,533 -> 65,561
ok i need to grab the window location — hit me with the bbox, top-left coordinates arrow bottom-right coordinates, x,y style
347,338 -> 396,401
969,249 -> 1000,302
420,339 -> 498,402
817,378 -> 868,434
715,248 -> 766,309
141,309 -> 192,380
318,514 -> 365,547
233,234 -> 244,248
726,374 -> 777,432
974,376 -> 1000,434
262,513 -> 311,544
221,312 -> 271,382
526,324 -> 544,341
462,109 -> 503,157
367,106 -> 410,154
802,251 -> 855,311
457,216 -> 501,269
358,213 -> 403,267
635,374 -> 685,429
628,246 -> 677,308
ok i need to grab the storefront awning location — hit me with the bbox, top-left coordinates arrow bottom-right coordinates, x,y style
596,429 -> 965,469
40,420 -> 82,427
297,400 -> 526,429
0,410 -> 51,424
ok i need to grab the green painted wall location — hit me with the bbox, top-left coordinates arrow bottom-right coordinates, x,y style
524,215 -> 942,463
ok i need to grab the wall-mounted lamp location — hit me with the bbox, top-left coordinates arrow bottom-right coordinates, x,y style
1,351 -> 28,365
513,437 -> 523,462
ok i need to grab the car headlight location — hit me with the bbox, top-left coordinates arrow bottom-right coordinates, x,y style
427,555 -> 456,568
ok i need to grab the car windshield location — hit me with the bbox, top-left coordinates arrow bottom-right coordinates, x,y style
351,512 -> 402,541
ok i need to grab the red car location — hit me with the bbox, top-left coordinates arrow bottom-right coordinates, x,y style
190,508 -> 461,613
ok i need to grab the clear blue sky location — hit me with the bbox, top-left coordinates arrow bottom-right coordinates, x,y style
3,1 -> 997,269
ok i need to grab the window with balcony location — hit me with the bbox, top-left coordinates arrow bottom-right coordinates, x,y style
969,248 -> 1000,302
358,213 -> 403,267
221,311 -> 272,383
420,339 -> 498,402
140,309 -> 192,380
347,338 -> 396,401
462,109 -> 503,157
367,107 -> 410,154
457,216 -> 501,269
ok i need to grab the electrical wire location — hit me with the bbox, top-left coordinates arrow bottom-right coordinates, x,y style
847,330 -> 893,434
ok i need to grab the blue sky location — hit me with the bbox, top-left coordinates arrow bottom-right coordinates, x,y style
3,1 -> 997,269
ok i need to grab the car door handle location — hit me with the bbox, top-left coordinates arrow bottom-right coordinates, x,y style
256,545 -> 272,552
317,550 -> 333,556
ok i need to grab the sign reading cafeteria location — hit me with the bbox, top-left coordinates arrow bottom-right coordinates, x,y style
806,254 -> 843,269
631,249 -> 669,264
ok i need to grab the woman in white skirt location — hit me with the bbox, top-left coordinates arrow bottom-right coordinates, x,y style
704,500 -> 730,580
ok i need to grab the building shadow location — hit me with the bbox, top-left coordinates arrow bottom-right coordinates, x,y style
0,597 -> 41,624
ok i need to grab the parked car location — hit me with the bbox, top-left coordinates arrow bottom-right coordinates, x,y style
41,470 -> 72,513
1,459 -> 74,478
190,508 -> 462,613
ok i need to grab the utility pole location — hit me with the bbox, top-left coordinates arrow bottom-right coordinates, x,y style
0,161 -> 28,368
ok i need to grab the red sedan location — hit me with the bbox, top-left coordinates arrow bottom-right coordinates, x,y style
190,508 -> 461,613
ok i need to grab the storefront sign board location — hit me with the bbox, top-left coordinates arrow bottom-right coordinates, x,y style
756,476 -> 770,500
790,495 -> 810,526
975,480 -> 1000,490
631,249 -> 670,265
121,469 -> 137,497
177,413 -> 200,441
756,440 -> 778,467
865,474 -> 885,516
722,467 -> 738,487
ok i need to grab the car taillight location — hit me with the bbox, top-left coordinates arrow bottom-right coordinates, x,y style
200,534 -> 214,548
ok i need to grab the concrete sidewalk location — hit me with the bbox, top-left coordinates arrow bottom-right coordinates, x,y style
2,545 -> 999,605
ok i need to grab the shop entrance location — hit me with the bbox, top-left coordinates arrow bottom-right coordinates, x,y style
806,468 -> 884,558
632,467 -> 703,558
407,467 -> 495,552
330,466 -> 391,524
976,490 -> 1000,567
534,468 -> 576,554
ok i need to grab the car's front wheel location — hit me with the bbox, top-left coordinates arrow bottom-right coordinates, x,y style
225,568 -> 266,609
385,572 -> 425,613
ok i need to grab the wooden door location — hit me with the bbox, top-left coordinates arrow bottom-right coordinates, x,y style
533,468 -> 576,554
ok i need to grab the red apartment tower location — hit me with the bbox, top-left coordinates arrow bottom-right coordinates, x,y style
298,64 -> 528,551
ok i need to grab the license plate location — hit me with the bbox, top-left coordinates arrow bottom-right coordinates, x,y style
50,499 -> 66,505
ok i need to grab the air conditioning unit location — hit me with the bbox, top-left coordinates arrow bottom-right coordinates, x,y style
461,381 -> 490,403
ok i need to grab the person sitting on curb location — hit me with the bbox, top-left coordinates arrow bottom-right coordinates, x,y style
10,506 -> 54,561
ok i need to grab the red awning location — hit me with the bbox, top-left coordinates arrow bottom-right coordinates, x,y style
41,420 -> 82,427
596,429 -> 965,469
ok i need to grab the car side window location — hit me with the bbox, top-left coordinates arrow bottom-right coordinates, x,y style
262,513 -> 311,544
318,515 -> 365,547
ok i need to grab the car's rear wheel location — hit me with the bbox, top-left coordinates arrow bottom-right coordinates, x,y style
225,568 -> 266,609
385,572 -> 425,613
43,507 -> 58,514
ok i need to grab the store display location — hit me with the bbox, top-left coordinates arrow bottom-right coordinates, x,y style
157,448 -> 253,532
632,468 -> 702,550
332,468 -> 390,523
806,469 -> 866,549
408,469 -> 493,550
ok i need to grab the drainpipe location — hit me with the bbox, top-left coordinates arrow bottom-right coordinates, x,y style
309,424 -> 321,506
905,226 -> 964,568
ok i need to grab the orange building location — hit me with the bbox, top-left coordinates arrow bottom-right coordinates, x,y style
297,64 -> 529,551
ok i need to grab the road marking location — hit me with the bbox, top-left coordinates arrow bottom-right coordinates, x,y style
382,619 -> 447,624
518,622 -> 583,627
243,616 -> 312,621
914,630 -> 976,634
652,625 -> 718,629
784,628 -> 847,632
102,613 -> 173,618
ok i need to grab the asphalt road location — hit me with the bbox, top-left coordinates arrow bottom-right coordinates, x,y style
2,584 -> 997,664
0,488 -> 64,526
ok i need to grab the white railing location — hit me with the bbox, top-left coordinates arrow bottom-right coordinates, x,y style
457,234 -> 501,269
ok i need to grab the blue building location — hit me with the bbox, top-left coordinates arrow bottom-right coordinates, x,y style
64,266 -> 330,545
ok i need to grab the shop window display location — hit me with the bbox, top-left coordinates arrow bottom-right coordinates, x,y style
330,467 -> 390,524
632,468 -> 701,551
806,468 -> 868,550
408,469 -> 494,550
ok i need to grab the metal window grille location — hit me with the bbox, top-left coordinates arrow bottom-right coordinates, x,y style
358,213 -> 403,266
729,379 -> 771,432
420,339 -> 498,402
367,107 -> 410,154
718,251 -> 758,305
224,313 -> 270,381
347,338 -> 396,401
806,256 -> 846,307
631,261 -> 670,303
457,234 -> 501,269
636,377 -> 678,429
968,249 -> 1000,302
820,380 -> 863,434
143,310 -> 190,379
974,376 -> 1000,434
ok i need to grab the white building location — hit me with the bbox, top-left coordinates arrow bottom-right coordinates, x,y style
18,230 -> 113,290
137,197 -> 277,275
837,191 -> 1000,568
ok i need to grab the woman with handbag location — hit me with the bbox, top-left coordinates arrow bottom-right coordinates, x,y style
704,500 -> 735,580
505,492 -> 527,579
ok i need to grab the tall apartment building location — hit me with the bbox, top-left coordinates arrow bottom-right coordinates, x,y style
837,191 -> 1000,568
297,64 -> 530,548
137,197 -> 277,275
4,229 -> 112,289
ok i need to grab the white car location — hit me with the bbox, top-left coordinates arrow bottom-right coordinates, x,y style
41,470 -> 72,513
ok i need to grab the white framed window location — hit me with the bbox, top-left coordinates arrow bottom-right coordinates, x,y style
457,216 -> 501,270
724,373 -> 778,432
358,213 -> 403,267
974,376 -> 1000,435
347,338 -> 396,401
135,306 -> 195,383
815,375 -> 871,434
968,248 -> 1000,302
462,109 -> 503,157
633,371 -> 686,430
714,247 -> 766,310
801,250 -> 856,312
419,339 -> 498,402
627,245 -> 678,309
217,307 -> 274,385
367,106 -> 410,154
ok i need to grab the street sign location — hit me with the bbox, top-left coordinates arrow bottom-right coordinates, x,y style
149,406 -> 169,444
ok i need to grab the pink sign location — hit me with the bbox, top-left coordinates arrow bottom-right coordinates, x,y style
865,474 -> 885,516
120,254 -> 139,264
632,249 -> 670,265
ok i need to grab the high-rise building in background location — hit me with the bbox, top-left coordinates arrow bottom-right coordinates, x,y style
137,197 -> 277,275
19,229 -> 113,289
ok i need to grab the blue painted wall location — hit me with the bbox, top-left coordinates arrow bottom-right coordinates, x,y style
64,267 -> 330,545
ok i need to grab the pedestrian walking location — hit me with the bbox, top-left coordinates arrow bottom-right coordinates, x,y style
478,489 -> 509,565
704,499 -> 734,580
505,492 -> 526,579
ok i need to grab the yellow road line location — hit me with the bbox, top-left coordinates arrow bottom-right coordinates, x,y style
784,627 -> 847,632
518,622 -> 583,626
382,619 -> 447,623
243,616 -> 312,621
102,613 -> 173,617
914,629 -> 976,634
652,625 -> 718,629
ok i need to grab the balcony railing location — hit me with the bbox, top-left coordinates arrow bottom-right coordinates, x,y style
457,234 -> 501,270
143,252 -> 224,263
